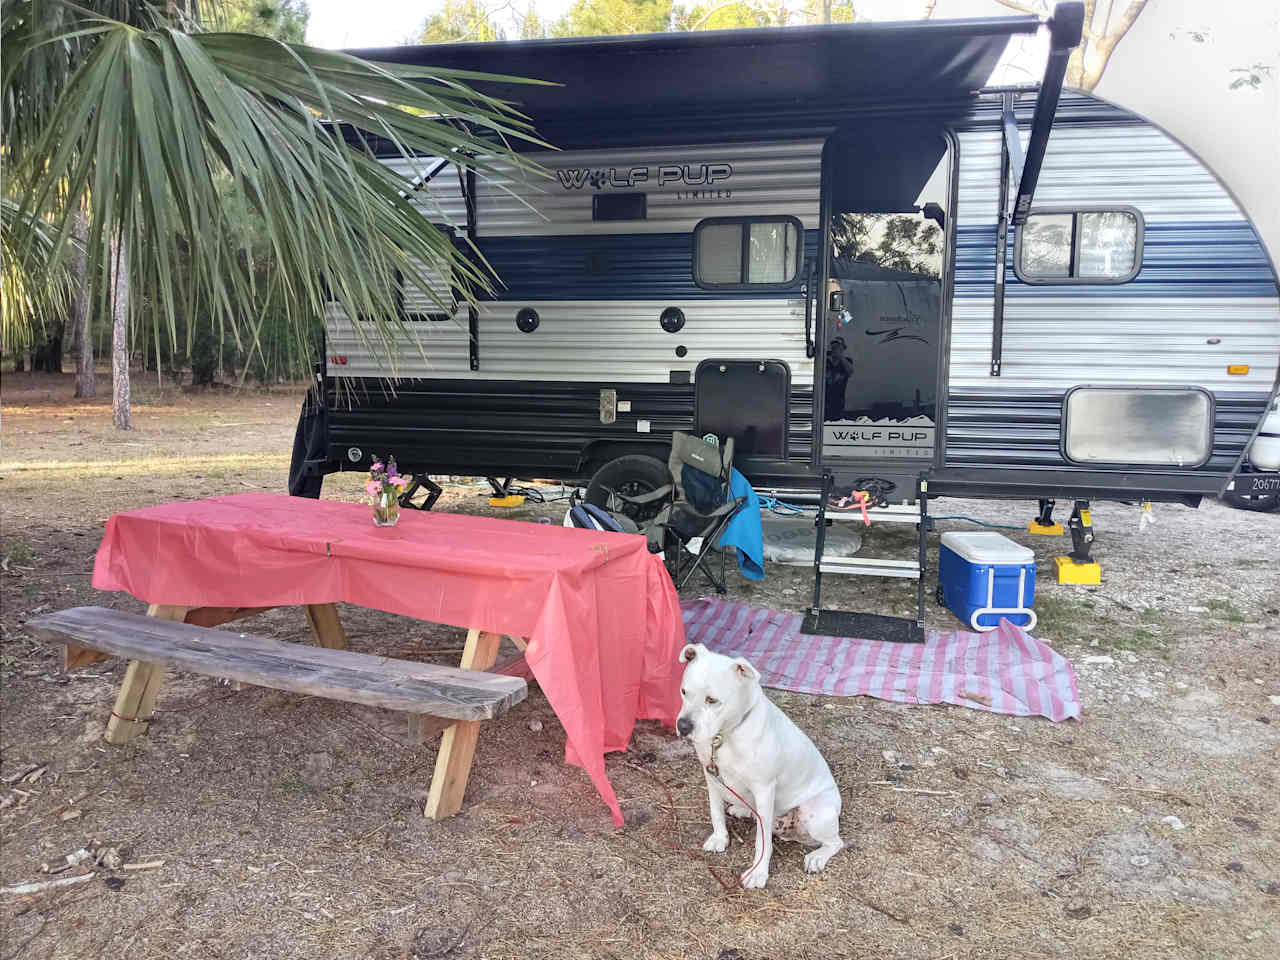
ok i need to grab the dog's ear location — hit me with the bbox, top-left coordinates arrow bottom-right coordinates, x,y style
733,657 -> 761,683
679,644 -> 701,663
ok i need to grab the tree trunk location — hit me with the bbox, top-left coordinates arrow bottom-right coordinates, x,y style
71,206 -> 95,398
32,324 -> 63,372
111,238 -> 132,430
1077,1 -> 1148,91
65,293 -> 80,371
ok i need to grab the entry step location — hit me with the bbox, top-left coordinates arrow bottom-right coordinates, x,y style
814,556 -> 921,579
776,552 -> 921,578
826,502 -> 922,524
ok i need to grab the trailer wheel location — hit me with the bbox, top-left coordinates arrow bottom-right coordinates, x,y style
585,455 -> 671,524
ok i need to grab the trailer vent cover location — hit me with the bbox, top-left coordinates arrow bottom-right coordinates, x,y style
516,307 -> 540,333
660,307 -> 685,333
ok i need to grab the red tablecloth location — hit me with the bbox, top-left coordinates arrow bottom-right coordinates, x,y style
91,493 -> 685,825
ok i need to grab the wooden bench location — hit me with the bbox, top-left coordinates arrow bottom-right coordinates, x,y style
27,606 -> 528,819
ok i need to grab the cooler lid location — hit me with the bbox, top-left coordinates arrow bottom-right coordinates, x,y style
940,531 -> 1034,565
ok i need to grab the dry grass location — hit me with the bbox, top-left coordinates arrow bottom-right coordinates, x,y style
1,372 -> 1278,959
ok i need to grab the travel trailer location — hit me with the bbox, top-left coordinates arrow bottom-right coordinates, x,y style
289,4 -> 1280,625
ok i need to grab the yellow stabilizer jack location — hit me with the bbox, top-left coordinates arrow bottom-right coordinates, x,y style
1055,555 -> 1101,585
1028,521 -> 1064,535
489,495 -> 525,508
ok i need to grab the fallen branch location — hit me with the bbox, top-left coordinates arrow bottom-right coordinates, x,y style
1,764 -> 44,786
852,886 -> 911,923
1,873 -> 94,896
40,848 -> 93,875
51,791 -> 90,818
876,785 -> 958,797
122,860 -> 165,872
1097,781 -> 1195,806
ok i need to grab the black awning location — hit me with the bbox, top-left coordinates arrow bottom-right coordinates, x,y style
345,16 -> 1041,127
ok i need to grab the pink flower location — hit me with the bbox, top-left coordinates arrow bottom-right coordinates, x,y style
372,461 -> 384,472
394,476 -> 409,488
365,480 -> 383,496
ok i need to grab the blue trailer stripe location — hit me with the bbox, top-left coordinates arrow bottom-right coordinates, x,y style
954,220 -> 1278,298
472,230 -> 821,301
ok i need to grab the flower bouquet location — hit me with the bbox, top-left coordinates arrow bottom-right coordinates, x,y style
366,456 -> 409,527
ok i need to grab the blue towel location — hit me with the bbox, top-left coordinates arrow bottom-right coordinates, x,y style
716,468 -> 764,581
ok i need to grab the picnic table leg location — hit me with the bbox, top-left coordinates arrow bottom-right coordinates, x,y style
408,634 -> 530,745
104,604 -> 188,745
304,603 -> 347,650
424,628 -> 503,820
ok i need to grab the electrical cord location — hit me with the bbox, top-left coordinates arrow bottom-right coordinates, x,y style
932,515 -> 1022,530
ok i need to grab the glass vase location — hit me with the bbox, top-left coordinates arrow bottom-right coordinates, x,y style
372,491 -> 400,527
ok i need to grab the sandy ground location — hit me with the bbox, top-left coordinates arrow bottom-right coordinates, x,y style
1,372 -> 1277,960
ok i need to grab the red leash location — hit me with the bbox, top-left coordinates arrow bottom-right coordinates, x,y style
706,736 -> 769,886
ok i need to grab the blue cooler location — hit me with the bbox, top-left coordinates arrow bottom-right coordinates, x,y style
937,531 -> 1037,632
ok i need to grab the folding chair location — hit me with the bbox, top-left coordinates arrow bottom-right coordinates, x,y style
638,432 -> 745,594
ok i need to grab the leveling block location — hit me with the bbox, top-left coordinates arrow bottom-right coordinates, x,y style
489,495 -> 525,508
1028,520 -> 1064,535
1055,555 -> 1101,585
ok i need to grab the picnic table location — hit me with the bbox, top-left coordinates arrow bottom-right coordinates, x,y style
85,493 -> 686,825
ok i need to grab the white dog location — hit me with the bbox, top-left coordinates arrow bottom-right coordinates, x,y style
676,643 -> 844,888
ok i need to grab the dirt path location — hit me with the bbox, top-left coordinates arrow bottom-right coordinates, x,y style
2,373 -> 1277,959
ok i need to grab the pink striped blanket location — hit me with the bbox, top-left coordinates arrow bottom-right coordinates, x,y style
681,598 -> 1081,722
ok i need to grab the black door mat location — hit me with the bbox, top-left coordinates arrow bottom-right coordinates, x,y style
800,610 -> 926,644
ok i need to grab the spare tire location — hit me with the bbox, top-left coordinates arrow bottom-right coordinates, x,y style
1222,475 -> 1280,513
585,454 -> 671,524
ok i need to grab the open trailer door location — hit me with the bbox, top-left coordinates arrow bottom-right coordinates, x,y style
817,122 -> 951,505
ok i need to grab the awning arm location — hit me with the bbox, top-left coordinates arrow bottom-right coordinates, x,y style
403,157 -> 450,198
1010,2 -> 1085,225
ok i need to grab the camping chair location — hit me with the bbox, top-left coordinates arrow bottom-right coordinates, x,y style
614,432 -> 745,594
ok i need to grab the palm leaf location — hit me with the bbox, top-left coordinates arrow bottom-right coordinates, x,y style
6,1 -> 553,383
0,196 -> 74,354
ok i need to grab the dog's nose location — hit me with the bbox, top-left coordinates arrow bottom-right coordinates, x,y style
676,716 -> 693,737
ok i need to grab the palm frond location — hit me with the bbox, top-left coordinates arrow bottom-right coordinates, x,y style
7,2 -> 552,380
0,196 -> 74,354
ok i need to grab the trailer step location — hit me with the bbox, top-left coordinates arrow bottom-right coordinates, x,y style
809,474 -> 931,631
826,502 -> 922,525
816,556 -> 921,578
800,609 -> 925,644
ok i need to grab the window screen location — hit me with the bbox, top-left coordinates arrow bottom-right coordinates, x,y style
1077,211 -> 1139,278
694,217 -> 802,288
697,223 -> 744,285
397,258 -> 457,321
1063,386 -> 1212,467
1016,208 -> 1142,284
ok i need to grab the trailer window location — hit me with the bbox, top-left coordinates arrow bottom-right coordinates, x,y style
694,217 -> 803,288
1063,386 -> 1213,467
1015,208 -> 1142,284
396,263 -> 457,321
